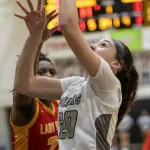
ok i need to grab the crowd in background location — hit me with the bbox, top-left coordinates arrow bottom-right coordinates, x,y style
54,52 -> 150,84
112,109 -> 150,150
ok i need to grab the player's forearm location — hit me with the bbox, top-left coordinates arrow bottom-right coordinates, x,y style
14,32 -> 43,93
59,0 -> 82,58
59,0 -> 78,28
59,0 -> 100,77
34,42 -> 43,75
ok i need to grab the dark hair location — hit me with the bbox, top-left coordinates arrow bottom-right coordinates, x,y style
115,41 -> 139,127
16,53 -> 54,66
39,52 -> 54,67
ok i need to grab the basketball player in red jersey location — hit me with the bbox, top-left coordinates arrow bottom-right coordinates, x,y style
143,129 -> 150,150
10,6 -> 59,150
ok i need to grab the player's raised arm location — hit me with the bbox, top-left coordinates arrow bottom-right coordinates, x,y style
13,9 -> 59,108
14,0 -> 62,100
34,11 -> 59,74
59,0 -> 100,77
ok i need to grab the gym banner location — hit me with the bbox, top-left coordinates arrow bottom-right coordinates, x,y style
110,28 -> 142,52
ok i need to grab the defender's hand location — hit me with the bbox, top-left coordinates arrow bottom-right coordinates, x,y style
14,0 -> 47,34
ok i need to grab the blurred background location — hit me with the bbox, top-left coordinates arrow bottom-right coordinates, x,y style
0,0 -> 150,150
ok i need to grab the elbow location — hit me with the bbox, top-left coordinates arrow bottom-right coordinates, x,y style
13,84 -> 22,94
13,80 -> 30,96
13,80 -> 20,92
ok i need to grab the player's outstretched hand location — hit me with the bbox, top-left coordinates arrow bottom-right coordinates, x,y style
14,0 -> 47,34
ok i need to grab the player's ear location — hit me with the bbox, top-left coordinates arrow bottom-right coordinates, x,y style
110,61 -> 122,69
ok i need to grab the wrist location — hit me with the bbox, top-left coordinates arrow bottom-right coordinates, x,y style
29,31 -> 43,37
29,32 -> 43,43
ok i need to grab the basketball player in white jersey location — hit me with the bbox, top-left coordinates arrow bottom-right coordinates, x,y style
14,0 -> 139,149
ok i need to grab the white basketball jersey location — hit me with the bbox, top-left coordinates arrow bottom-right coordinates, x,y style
59,58 -> 122,150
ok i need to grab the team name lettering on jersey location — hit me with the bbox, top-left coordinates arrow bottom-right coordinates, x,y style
40,121 -> 58,135
59,94 -> 81,107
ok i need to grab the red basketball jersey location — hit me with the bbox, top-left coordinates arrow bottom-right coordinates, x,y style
10,98 -> 59,150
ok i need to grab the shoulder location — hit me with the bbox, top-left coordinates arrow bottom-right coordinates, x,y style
70,76 -> 85,84
61,76 -> 84,83
60,76 -> 85,92
86,57 -> 121,92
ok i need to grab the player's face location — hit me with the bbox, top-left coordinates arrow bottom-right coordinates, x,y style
37,61 -> 56,78
90,38 -> 117,64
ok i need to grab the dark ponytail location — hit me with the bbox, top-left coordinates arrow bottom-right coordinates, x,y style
115,42 -> 139,127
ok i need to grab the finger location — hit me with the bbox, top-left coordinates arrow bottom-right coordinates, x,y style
46,10 -> 56,19
47,13 -> 58,21
14,14 -> 26,20
37,0 -> 41,10
41,6 -> 46,18
16,1 -> 29,14
27,0 -> 34,11
47,13 -> 58,22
